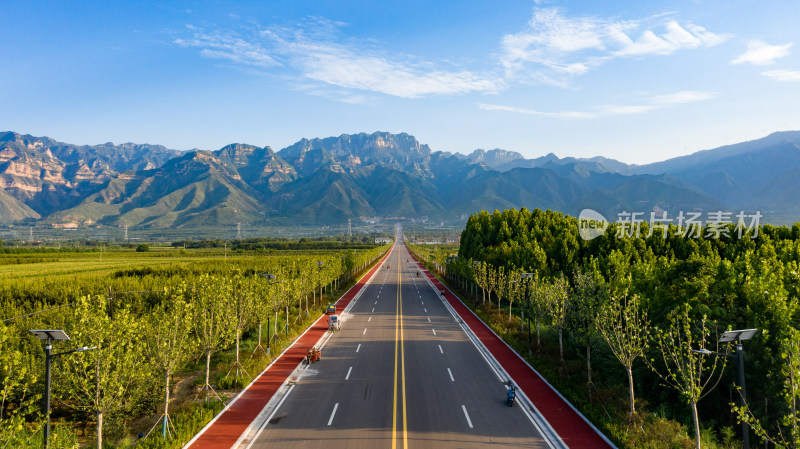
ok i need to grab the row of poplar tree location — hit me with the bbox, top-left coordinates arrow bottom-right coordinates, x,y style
0,247 -> 386,448
441,208 -> 799,449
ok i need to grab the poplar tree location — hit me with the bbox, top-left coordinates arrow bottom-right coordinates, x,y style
650,307 -> 727,449
63,295 -> 145,449
145,290 -> 194,438
596,294 -> 649,415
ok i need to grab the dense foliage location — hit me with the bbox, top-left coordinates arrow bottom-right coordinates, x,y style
447,208 -> 800,448
0,244 -> 388,448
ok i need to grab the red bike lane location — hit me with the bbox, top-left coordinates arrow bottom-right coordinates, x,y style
410,251 -> 615,449
184,249 -> 391,449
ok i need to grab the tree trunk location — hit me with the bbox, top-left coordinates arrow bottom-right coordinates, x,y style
536,316 -> 541,347
96,411 -> 103,449
626,366 -> 635,414
558,327 -> 564,362
205,349 -> 212,387
690,398 -> 701,449
163,369 -> 170,437
509,301 -> 513,320
586,339 -> 592,387
235,329 -> 241,372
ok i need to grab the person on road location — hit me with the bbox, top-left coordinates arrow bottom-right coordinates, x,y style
507,384 -> 517,403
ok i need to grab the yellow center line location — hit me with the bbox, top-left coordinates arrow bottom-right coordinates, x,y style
391,252 -> 408,448
400,257 -> 408,449
392,254 -> 399,449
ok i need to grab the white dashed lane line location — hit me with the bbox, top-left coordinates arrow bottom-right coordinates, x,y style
447,368 -> 455,382
438,344 -> 443,354
432,329 -> 436,336
461,405 -> 473,429
356,344 -> 361,352
328,403 -> 339,426
345,367 -> 352,380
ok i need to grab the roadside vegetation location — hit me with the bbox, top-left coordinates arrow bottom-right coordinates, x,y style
410,208 -> 800,449
0,242 -> 389,449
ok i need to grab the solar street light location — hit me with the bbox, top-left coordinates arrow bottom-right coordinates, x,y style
30,330 -> 95,449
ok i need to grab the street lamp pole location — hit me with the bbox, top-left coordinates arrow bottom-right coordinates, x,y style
30,330 -> 95,449
696,328 -> 757,449
720,329 -> 758,449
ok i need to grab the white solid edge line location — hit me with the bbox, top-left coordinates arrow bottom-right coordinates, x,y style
242,384 -> 295,449
461,405 -> 473,429
327,403 -> 339,426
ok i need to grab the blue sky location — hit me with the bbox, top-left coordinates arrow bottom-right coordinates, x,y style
2,0 -> 799,164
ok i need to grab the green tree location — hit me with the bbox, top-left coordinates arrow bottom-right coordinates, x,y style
545,275 -> 570,363
596,294 -> 649,415
144,290 -> 194,438
62,295 -> 145,449
734,327 -> 800,449
191,275 -> 235,397
570,264 -> 608,388
650,307 -> 728,449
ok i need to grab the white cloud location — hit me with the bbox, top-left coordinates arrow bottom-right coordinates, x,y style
176,20 -> 502,99
762,69 -> 800,82
174,28 -> 280,68
732,40 -> 792,65
477,103 -> 597,119
652,90 -> 717,105
479,90 -> 715,119
501,8 -> 729,85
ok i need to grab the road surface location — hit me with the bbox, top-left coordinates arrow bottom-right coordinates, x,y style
245,239 -> 549,449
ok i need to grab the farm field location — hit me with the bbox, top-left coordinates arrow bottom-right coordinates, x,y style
0,241 -> 389,449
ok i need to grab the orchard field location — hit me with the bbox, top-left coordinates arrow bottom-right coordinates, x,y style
0,240 -> 388,449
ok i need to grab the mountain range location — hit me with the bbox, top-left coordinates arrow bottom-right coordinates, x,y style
1,129 -> 799,229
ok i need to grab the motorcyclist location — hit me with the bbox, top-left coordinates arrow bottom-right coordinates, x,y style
507,384 -> 517,405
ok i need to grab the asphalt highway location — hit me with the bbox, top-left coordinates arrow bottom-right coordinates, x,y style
247,238 -> 549,448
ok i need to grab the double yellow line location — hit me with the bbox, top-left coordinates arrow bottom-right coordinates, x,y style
392,255 -> 408,448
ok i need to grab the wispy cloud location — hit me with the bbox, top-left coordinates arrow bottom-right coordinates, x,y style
174,11 -> 726,100
500,8 -> 729,85
762,69 -> 800,82
478,90 -> 716,119
477,103 -> 598,119
174,26 -> 280,68
732,40 -> 792,65
175,19 -> 502,99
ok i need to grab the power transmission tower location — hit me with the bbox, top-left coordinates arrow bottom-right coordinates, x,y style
348,218 -> 352,238
29,227 -> 33,243
236,222 -> 242,240
124,225 -> 128,242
